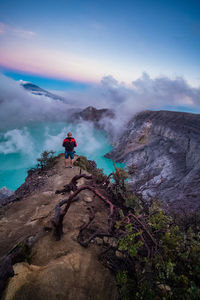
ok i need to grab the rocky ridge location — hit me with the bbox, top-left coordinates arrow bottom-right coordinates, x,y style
0,155 -> 118,299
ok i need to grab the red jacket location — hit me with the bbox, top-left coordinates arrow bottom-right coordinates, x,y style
62,137 -> 77,152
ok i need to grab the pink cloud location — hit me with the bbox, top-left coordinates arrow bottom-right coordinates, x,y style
0,45 -> 99,83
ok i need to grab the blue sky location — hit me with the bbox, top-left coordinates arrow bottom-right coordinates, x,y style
2,70 -> 90,90
0,0 -> 200,89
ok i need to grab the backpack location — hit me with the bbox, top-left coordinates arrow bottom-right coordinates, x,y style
63,138 -> 75,152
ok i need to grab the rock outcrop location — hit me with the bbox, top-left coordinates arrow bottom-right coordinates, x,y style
0,155 -> 118,299
106,110 -> 200,211
70,106 -> 114,129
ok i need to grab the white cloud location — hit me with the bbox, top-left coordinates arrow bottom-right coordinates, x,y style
0,74 -> 72,130
0,22 -> 36,39
0,72 -> 199,140
0,128 -> 33,154
59,73 -> 200,139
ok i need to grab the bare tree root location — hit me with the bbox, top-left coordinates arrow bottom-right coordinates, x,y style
52,173 -> 115,240
55,174 -> 93,194
77,206 -> 113,247
52,171 -> 160,276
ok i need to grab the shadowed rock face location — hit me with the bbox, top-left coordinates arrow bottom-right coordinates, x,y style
106,110 -> 200,211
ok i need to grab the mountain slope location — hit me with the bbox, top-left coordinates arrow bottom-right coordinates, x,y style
106,110 -> 200,210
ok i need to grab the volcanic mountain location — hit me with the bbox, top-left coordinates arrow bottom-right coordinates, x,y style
106,110 -> 200,212
21,82 -> 66,102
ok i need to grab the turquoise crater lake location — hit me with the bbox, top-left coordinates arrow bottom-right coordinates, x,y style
0,122 -> 124,191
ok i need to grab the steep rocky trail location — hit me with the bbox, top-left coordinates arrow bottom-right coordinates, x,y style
0,155 -> 118,299
0,155 -> 79,259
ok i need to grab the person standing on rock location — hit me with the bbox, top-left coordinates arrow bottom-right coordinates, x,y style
62,132 -> 77,168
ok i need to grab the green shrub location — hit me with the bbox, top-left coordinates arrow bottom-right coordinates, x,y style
36,150 -> 57,170
118,224 -> 143,257
112,163 -> 129,185
125,193 -> 140,209
115,201 -> 200,299
74,155 -> 107,183
73,156 -> 200,299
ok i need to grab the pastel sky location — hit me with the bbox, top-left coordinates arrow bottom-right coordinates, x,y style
0,0 -> 200,89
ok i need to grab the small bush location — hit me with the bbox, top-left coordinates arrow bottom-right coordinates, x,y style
125,193 -> 140,209
74,156 -> 107,183
112,163 -> 129,186
115,201 -> 200,299
36,150 -> 57,170
109,164 -> 141,209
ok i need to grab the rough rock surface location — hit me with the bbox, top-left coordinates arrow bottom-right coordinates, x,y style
106,110 -> 200,211
0,168 -> 55,206
0,155 -> 118,299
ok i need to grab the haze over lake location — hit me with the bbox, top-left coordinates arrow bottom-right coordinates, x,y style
0,121 -> 124,191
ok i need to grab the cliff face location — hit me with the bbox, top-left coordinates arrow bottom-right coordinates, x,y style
0,155 -> 118,299
106,110 -> 200,210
